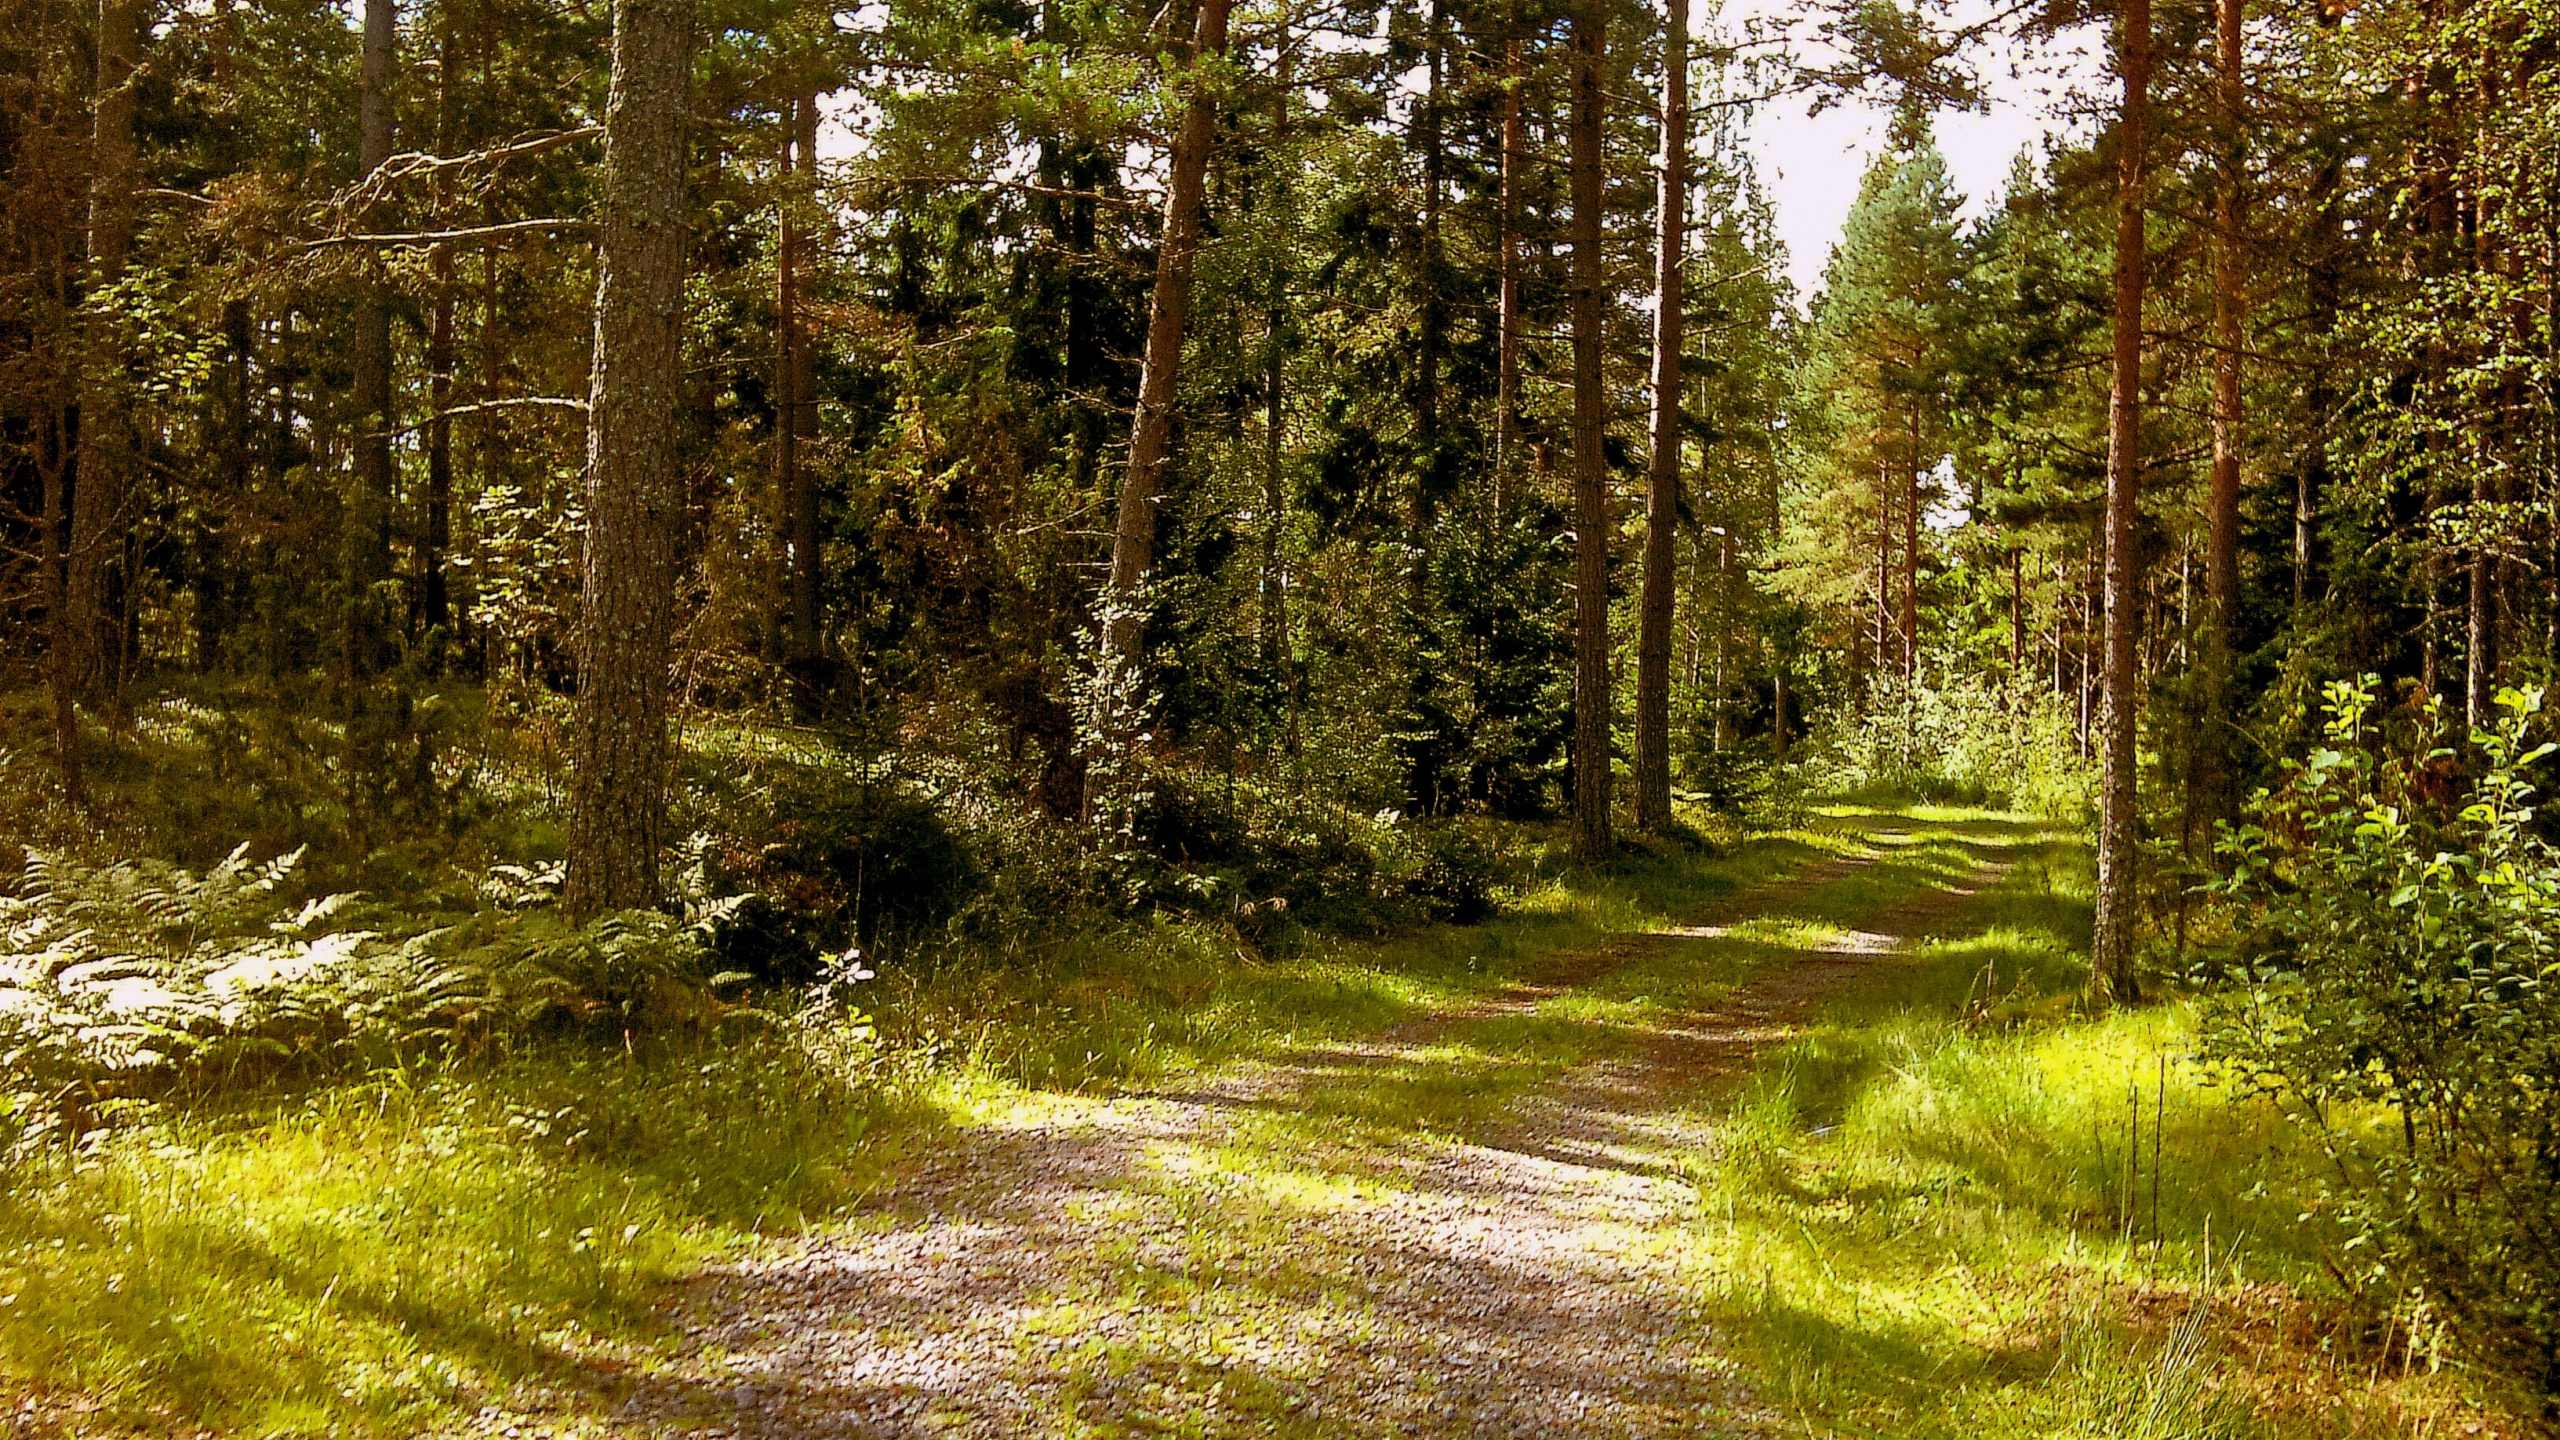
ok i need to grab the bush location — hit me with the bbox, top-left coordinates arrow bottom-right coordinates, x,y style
713,772 -> 981,975
2204,678 -> 2560,1403
1806,667 -> 2091,817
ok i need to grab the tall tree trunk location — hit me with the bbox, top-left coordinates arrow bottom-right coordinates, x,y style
775,85 -> 823,700
44,410 -> 83,799
2299,160 -> 2338,615
1412,0 -> 1445,526
2093,0 -> 2152,1007
2010,545 -> 2025,688
1632,0 -> 1686,835
1494,24 -> 1525,512
564,0 -> 692,917
1260,30 -> 1290,719
423,13 -> 457,664
1875,474 -> 1892,691
1566,0 -> 1610,860
2191,0 -> 2245,861
345,0 -> 397,679
2206,0 -> 2244,634
1900,444 -> 1919,679
66,0 -> 139,723
1102,0 -> 1232,670
2464,96 -> 2499,730
787,91 -> 823,691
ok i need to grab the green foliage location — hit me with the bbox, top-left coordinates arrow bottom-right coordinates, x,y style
709,769 -> 982,973
0,1020 -> 894,1435
2206,678 -> 2560,1401
0,845 -> 725,1131
1807,668 -> 2092,817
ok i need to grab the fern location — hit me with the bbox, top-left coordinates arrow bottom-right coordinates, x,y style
0,846 -> 720,1117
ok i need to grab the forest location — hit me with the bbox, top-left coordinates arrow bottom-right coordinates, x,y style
2,0 -> 2559,1428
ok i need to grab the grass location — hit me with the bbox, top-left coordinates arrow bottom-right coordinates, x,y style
0,804 -> 2539,1437
1669,832 -> 2531,1438
0,814 -> 1857,1436
0,1028 -> 942,1435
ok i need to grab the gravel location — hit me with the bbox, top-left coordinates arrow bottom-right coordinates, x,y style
550,850 -> 2008,1440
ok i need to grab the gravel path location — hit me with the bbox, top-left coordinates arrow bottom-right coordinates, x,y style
606,841 -> 2012,1440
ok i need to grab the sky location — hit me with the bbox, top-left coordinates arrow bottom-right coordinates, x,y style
1733,6 -> 2106,300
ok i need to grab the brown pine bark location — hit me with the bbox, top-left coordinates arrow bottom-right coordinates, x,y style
2093,0 -> 2152,1007
424,12 -> 457,659
1900,445 -> 1919,679
1494,25 -> 1525,511
564,0 -> 692,917
65,0 -> 140,720
1102,0 -> 1233,670
2206,0 -> 2244,635
1632,0 -> 1687,835
775,86 -> 822,696
345,0 -> 397,679
1412,0 -> 1445,524
1566,0 -> 1610,861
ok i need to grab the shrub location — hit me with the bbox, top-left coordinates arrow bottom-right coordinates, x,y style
716,773 -> 981,974
2204,678 -> 2560,1404
1807,667 -> 2091,817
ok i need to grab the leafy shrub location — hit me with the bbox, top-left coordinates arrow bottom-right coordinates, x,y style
2204,678 -> 2560,1401
712,773 -> 981,975
1807,667 -> 2091,817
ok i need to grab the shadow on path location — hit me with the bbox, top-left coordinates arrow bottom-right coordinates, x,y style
608,824 -> 2023,1439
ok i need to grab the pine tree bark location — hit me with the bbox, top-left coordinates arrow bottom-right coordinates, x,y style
423,13 -> 457,661
2206,0 -> 2243,635
776,86 -> 823,700
1494,25 -> 1525,512
1412,0 -> 1445,525
1102,0 -> 1232,670
1566,0 -> 1610,860
2093,0 -> 2152,1007
564,0 -> 692,918
345,0 -> 397,678
1260,34 -> 1290,701
65,0 -> 140,719
1632,0 -> 1686,835
1900,443 -> 1919,678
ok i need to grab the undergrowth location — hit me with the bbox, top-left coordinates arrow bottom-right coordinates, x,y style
1681,834 -> 2534,1438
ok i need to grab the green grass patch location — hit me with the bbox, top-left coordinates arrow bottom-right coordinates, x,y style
0,812 -> 1857,1435
0,1029 -> 930,1435
1672,830 -> 2524,1438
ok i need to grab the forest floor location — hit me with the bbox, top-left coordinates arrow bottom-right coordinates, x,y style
2,808 -> 2531,1439
605,823 -> 2011,1439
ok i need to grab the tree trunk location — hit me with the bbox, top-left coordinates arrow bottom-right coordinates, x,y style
787,91 -> 823,692
2206,0 -> 2243,635
1494,24 -> 1525,512
775,86 -> 823,700
564,0 -> 692,917
66,0 -> 140,723
1632,0 -> 1686,835
1260,35 -> 1290,712
44,410 -> 83,800
2093,0 -> 2152,1008
345,0 -> 397,679
1900,447 -> 1919,679
423,13 -> 457,663
1102,0 -> 1233,671
1566,0 -> 1610,860
1772,669 -> 1788,766
1412,0 -> 1445,525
